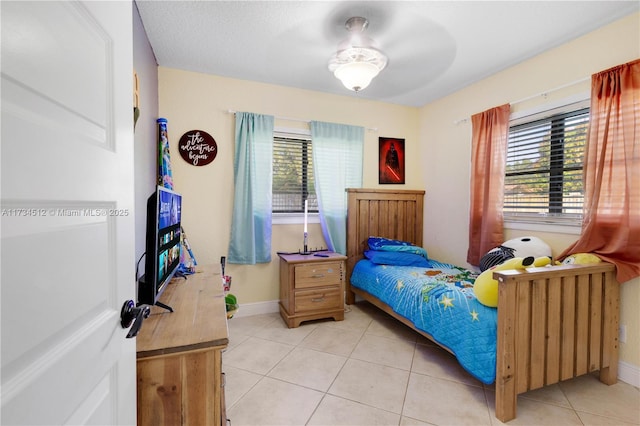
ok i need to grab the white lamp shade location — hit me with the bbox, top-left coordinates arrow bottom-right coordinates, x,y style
334,61 -> 380,92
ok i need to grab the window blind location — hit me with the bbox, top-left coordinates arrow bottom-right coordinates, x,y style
272,136 -> 317,212
504,107 -> 589,222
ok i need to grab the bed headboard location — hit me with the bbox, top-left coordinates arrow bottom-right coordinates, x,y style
345,188 -> 425,287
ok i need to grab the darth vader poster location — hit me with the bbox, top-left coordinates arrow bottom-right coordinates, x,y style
379,137 -> 405,184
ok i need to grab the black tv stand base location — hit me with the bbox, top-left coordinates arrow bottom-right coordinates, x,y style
174,271 -> 189,280
155,301 -> 173,313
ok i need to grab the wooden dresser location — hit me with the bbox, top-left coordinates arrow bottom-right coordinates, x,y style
136,265 -> 229,426
278,252 -> 347,328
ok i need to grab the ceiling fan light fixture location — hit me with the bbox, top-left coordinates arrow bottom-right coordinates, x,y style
328,17 -> 388,92
334,61 -> 380,92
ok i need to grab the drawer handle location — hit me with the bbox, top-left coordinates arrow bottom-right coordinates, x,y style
311,295 -> 325,302
311,274 -> 325,278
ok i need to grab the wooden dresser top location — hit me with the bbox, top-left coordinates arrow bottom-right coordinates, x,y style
278,251 -> 347,264
136,265 -> 229,359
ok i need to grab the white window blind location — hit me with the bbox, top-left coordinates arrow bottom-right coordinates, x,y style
504,105 -> 589,224
272,135 -> 317,213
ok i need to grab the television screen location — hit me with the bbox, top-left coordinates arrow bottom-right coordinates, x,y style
139,186 -> 182,311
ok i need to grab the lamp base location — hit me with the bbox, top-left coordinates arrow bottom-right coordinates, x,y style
298,247 -> 327,255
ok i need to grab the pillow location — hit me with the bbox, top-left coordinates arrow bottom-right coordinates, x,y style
367,236 -> 428,259
364,250 -> 431,267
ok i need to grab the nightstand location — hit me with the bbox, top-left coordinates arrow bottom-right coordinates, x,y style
278,252 -> 347,328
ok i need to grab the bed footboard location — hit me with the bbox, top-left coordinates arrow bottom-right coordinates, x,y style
493,263 -> 619,422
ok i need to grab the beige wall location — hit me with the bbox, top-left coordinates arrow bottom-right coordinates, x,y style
419,13 -> 640,367
158,69 -> 421,305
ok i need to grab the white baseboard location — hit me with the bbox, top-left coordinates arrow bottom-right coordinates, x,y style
233,299 -> 279,318
618,360 -> 640,388
231,299 -> 640,388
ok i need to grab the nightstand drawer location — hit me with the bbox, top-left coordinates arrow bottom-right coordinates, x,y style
294,287 -> 342,313
294,262 -> 342,289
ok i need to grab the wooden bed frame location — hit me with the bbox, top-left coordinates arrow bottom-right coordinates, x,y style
345,188 -> 620,422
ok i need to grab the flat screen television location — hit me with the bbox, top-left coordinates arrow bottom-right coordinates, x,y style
138,185 -> 182,312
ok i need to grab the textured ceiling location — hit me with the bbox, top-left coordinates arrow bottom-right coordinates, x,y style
135,1 -> 639,107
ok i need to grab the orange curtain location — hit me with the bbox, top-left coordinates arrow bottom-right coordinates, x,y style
467,104 -> 511,266
559,59 -> 640,283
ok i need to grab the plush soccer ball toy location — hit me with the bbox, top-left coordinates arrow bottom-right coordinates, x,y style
473,256 -> 551,307
479,236 -> 552,271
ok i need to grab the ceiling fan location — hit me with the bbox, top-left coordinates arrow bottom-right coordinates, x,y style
328,16 -> 388,92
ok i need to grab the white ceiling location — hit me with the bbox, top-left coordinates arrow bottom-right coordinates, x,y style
135,1 -> 639,107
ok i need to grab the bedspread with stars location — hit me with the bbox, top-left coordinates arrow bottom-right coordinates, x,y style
351,259 -> 497,384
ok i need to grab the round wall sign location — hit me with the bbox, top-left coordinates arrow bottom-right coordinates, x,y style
178,130 -> 217,166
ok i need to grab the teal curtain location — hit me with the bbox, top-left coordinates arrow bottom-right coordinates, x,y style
228,112 -> 275,264
310,121 -> 364,254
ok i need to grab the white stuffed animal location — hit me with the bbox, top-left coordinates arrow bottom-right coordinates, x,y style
479,236 -> 551,271
502,236 -> 552,259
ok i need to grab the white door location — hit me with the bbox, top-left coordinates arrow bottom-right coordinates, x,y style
1,1 -> 137,424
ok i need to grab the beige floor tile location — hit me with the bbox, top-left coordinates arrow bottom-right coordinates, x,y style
518,382 -> 571,408
347,301 -> 385,317
227,312 -> 280,337
223,300 -> 639,426
308,394 -> 401,425
403,373 -> 491,425
350,333 -> 416,370
366,314 -> 420,342
412,342 -> 483,387
321,305 -> 375,333
329,358 -> 410,414
399,416 -> 433,425
268,346 -> 347,391
224,332 -> 249,352
486,393 -> 583,425
224,336 -> 293,375
223,365 -> 262,408
227,376 -> 323,426
559,374 -> 640,424
577,410 -> 640,425
255,316 -> 319,345
300,324 -> 364,357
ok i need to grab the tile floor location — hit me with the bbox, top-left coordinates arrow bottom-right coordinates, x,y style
223,302 -> 640,425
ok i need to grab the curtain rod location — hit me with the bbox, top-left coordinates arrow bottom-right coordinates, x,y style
452,76 -> 591,125
227,109 -> 378,132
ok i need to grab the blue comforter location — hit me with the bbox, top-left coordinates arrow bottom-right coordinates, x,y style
351,259 -> 497,384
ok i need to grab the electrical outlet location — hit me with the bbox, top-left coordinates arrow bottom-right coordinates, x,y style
619,325 -> 627,343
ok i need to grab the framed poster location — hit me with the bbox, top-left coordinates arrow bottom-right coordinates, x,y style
378,137 -> 405,184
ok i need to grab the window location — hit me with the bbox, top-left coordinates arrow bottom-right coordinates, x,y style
504,104 -> 589,225
272,133 -> 317,213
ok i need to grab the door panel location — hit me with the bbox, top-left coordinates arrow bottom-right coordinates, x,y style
1,1 -> 136,424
